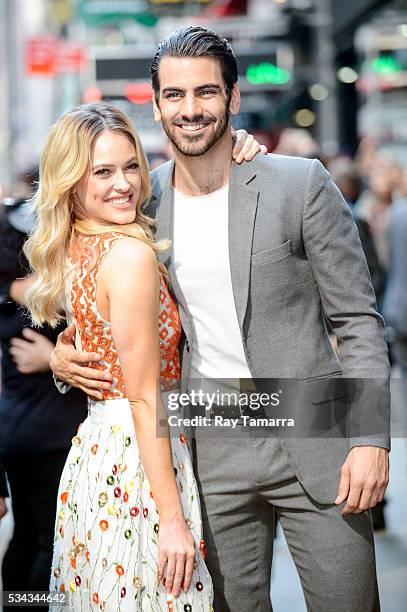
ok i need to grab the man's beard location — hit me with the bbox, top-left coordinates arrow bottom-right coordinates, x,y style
161,106 -> 230,157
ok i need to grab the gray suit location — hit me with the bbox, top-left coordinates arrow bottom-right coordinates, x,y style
145,154 -> 390,611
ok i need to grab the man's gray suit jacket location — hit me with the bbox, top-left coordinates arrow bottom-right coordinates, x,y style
145,154 -> 391,504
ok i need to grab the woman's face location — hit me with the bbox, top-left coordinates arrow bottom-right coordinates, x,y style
74,130 -> 142,226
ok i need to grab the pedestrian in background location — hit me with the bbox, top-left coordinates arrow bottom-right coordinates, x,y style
355,149 -> 402,272
0,192 -> 87,596
0,460 -> 8,521
383,164 -> 407,393
329,157 -> 385,306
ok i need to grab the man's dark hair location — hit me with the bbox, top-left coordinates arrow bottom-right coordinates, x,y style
150,26 -> 238,102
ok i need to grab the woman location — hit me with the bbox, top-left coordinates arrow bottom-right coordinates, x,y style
24,102 -> 262,611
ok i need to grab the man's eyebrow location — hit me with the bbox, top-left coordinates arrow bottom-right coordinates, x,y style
92,156 -> 138,170
162,87 -> 184,95
161,84 -> 222,95
195,84 -> 221,92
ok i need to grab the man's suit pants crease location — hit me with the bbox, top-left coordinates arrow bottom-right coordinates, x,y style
192,433 -> 380,612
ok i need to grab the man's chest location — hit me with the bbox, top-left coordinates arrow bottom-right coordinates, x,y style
172,191 -> 231,281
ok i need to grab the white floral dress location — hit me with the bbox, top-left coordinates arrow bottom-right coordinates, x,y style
49,232 -> 213,612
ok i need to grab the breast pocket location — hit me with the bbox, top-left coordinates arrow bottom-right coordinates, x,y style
251,239 -> 292,267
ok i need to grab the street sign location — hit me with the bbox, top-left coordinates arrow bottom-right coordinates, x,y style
148,0 -> 212,4
78,0 -> 217,25
56,42 -> 87,73
78,0 -> 158,26
25,36 -> 58,75
148,0 -> 213,11
25,37 -> 86,76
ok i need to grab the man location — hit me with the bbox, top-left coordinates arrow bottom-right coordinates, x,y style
51,27 -> 390,612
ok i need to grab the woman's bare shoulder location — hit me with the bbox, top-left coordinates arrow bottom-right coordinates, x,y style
103,236 -> 156,276
99,236 -> 158,288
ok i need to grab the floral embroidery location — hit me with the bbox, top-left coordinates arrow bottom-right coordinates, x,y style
68,232 -> 181,397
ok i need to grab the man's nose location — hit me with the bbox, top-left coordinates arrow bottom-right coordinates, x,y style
180,93 -> 202,120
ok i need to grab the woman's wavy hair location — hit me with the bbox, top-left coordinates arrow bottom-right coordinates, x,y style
24,102 -> 167,327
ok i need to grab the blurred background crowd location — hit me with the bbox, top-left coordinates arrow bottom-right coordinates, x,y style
1,1 -> 407,611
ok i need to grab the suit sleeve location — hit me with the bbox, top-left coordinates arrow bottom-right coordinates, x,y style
302,159 -> 391,449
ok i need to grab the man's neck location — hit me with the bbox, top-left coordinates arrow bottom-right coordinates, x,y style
173,134 -> 232,196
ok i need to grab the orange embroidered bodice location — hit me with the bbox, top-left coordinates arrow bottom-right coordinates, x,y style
67,232 -> 180,399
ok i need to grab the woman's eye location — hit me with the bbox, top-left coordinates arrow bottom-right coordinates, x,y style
95,168 -> 109,176
127,163 -> 139,170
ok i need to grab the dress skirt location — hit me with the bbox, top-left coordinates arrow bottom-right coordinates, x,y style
50,397 -> 213,611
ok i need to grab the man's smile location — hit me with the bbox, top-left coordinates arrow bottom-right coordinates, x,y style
175,121 -> 213,134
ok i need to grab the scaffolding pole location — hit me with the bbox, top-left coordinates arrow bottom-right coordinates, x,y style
0,0 -> 14,193
313,0 -> 339,155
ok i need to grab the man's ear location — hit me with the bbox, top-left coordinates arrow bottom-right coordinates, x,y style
229,84 -> 240,116
152,96 -> 162,122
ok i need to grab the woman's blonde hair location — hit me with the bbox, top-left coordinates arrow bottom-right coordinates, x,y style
24,102 -> 167,327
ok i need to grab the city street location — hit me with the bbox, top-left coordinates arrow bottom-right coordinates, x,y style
1,1 -> 407,610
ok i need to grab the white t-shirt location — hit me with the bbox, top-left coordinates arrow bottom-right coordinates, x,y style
173,184 -> 252,382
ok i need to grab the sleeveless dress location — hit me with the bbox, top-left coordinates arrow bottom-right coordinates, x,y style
49,232 -> 213,612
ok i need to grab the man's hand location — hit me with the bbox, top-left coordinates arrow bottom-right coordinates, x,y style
336,446 -> 389,515
0,497 -> 8,520
232,129 -> 268,164
50,323 -> 112,399
9,274 -> 35,306
9,328 -> 54,374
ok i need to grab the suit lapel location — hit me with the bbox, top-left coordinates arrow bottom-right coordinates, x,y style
151,160 -> 173,244
228,161 -> 259,330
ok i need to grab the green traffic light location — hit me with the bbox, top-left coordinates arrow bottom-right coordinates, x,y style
370,55 -> 402,74
246,62 -> 292,85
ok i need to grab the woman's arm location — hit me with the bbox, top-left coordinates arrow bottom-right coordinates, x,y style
9,274 -> 35,305
98,237 -> 194,597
